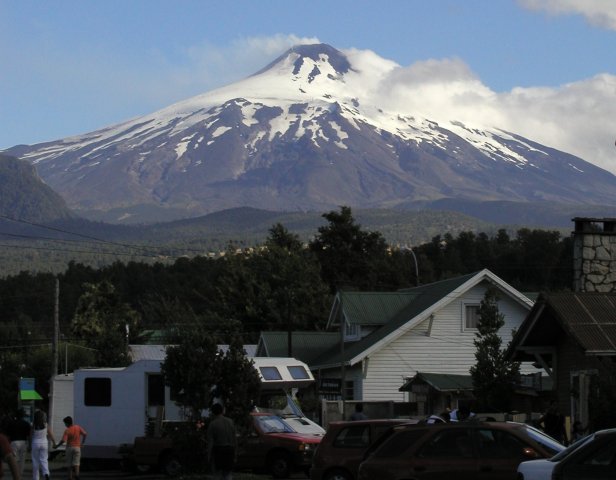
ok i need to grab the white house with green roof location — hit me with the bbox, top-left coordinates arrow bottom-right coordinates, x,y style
257,269 -> 534,403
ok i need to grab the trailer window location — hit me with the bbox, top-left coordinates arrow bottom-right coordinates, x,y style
259,367 -> 282,381
84,377 -> 111,406
148,374 -> 165,406
288,365 -> 310,380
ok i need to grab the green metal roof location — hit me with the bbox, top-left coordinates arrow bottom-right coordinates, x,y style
332,291 -> 420,326
313,272 -> 483,369
399,372 -> 473,392
257,331 -> 340,365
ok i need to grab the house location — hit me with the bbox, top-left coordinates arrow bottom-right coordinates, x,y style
507,292 -> 616,429
257,269 -> 535,411
507,217 -> 616,430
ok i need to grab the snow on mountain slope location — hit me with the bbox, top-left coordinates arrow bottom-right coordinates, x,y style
5,43 -> 616,223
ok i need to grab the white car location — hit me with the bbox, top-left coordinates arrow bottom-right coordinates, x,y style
517,430 -> 614,480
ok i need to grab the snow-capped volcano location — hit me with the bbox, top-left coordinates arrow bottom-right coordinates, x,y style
5,43 -> 616,223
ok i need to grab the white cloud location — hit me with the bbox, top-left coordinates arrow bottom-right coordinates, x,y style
362,54 -> 616,174
519,0 -> 616,30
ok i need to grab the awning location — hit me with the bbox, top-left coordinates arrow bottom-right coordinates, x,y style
400,372 -> 473,392
20,390 -> 43,401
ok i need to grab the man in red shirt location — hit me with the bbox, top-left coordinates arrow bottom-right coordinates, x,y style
0,431 -> 21,480
55,416 -> 87,480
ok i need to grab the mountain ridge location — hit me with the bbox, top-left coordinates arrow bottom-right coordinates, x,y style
3,43 -> 616,224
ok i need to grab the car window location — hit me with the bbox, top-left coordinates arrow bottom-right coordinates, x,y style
580,438 -> 616,466
333,425 -> 370,448
477,429 -> 527,460
550,434 -> 595,461
417,429 -> 475,459
373,428 -> 426,458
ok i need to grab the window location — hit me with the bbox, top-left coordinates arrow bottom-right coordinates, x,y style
344,380 -> 355,400
333,425 -> 370,448
581,438 -> 616,466
147,374 -> 165,407
345,321 -> 359,341
374,429 -> 426,458
418,429 -> 475,458
477,429 -> 527,460
287,365 -> 310,380
465,304 -> 480,329
259,366 -> 282,380
84,377 -> 111,406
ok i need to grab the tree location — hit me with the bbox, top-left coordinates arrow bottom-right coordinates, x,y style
161,325 -> 261,429
470,287 -> 520,412
309,206 -> 392,291
71,280 -> 140,367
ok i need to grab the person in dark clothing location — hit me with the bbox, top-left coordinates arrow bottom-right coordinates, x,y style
7,410 -> 30,476
206,404 -> 236,480
350,403 -> 368,421
0,422 -> 21,480
539,401 -> 568,444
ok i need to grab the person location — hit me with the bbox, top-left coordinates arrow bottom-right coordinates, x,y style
450,403 -> 475,422
350,403 -> 368,421
55,416 -> 87,480
426,410 -> 451,424
0,425 -> 21,480
539,401 -> 567,444
7,409 -> 30,476
570,420 -> 586,444
206,403 -> 236,480
31,409 -> 55,480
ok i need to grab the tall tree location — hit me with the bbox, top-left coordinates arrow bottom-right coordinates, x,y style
161,325 -> 260,429
71,280 -> 140,367
470,287 -> 520,412
309,206 -> 391,291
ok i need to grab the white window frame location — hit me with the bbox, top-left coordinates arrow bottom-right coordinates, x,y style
344,319 -> 360,341
463,303 -> 480,331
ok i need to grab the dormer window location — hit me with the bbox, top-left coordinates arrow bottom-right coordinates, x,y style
345,320 -> 359,341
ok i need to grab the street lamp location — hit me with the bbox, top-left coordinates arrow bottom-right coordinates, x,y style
402,245 -> 420,287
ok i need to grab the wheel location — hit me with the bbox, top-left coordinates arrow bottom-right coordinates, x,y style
269,452 -> 291,479
323,468 -> 353,480
160,452 -> 182,477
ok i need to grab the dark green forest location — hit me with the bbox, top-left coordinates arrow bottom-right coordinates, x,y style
0,206 -> 573,411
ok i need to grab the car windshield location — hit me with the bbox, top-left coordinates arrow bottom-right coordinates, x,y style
520,424 -> 566,456
255,415 -> 295,433
549,433 -> 596,461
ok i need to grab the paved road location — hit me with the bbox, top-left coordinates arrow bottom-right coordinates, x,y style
11,460 -> 306,480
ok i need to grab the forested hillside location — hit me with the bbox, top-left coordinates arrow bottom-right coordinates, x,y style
0,207 -> 573,411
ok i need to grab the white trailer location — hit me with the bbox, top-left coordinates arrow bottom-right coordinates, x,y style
49,350 -> 322,460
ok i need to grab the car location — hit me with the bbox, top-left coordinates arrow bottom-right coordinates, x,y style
310,418 -> 416,480
357,421 -> 565,480
121,412 -> 322,478
236,412 -> 323,478
517,428 -> 616,480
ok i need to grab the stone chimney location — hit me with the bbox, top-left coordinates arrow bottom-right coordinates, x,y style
572,217 -> 616,292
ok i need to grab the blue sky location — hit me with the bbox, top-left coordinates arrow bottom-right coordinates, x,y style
2,0 -> 615,172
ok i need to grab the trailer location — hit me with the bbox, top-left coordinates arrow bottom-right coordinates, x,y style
49,349 -> 323,462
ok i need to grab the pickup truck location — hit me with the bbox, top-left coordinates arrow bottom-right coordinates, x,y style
120,412 -> 322,478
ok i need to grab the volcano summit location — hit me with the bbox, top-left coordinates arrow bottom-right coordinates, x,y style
5,43 -> 616,223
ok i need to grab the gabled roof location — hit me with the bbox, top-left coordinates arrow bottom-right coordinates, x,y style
399,372 -> 473,392
312,269 -> 533,370
327,291 -> 421,328
509,292 -> 616,358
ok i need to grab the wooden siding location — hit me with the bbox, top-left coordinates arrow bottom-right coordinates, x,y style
362,282 -> 532,401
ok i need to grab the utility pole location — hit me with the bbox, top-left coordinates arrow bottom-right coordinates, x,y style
51,277 -> 59,377
49,277 -> 60,443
